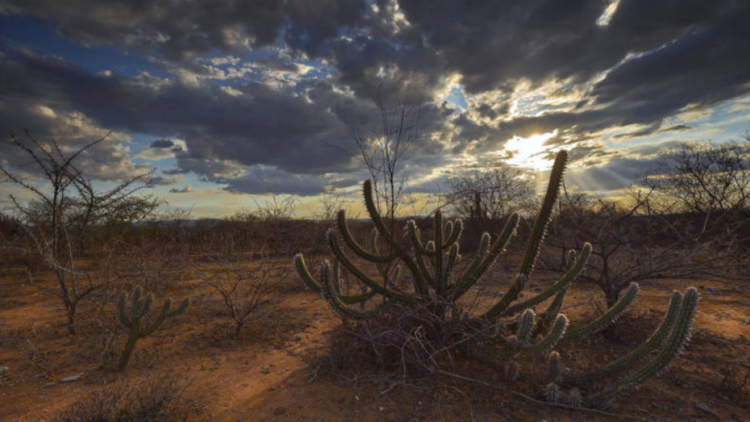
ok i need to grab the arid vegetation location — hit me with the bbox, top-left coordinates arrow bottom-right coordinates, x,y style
1,133 -> 750,421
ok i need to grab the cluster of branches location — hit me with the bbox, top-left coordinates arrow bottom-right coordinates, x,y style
0,131 -> 158,334
203,254 -> 285,336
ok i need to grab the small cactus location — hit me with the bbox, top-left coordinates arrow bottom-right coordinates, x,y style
116,287 -> 189,370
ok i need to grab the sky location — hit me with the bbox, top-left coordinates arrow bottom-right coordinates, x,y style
1,0 -> 749,217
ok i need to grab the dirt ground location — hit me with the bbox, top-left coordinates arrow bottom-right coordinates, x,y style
1,255 -> 749,422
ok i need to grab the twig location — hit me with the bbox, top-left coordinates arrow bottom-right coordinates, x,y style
435,369 -> 656,422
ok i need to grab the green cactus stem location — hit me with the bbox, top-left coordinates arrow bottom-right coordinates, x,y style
584,287 -> 699,407
116,287 -> 189,370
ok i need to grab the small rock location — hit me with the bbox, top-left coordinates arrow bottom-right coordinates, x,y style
260,366 -> 271,374
294,334 -> 302,341
59,373 -> 84,383
274,407 -> 286,416
0,366 -> 9,374
301,300 -> 309,305
695,403 -> 720,418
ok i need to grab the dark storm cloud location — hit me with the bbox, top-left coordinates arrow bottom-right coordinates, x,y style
2,0 -> 750,197
398,0 -> 747,93
0,49 -> 357,175
150,139 -> 174,148
0,48 -> 458,194
0,0 -> 366,61
611,124 -> 693,141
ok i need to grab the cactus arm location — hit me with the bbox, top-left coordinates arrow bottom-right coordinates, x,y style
362,180 -> 399,248
444,243 -> 460,283
567,291 -> 683,384
141,299 -> 172,337
481,273 -> 527,321
484,156 -> 567,321
319,262 -> 392,320
337,290 -> 378,304
361,180 -> 428,296
519,150 -> 567,278
337,211 -> 398,263
452,215 -> 518,301
537,250 -> 577,324
369,229 -> 387,279
541,288 -> 567,322
585,288 -> 699,407
563,283 -> 639,341
434,210 -> 445,296
475,214 -> 519,275
294,254 -> 322,293
390,265 -> 401,286
501,243 -> 592,318
443,220 -> 453,245
169,298 -> 190,318
327,229 -> 411,301
332,259 -> 343,294
414,246 -> 436,288
443,219 -> 463,249
523,314 -> 568,354
548,351 -> 562,383
406,221 -> 436,257
117,293 -> 131,327
516,309 -> 536,342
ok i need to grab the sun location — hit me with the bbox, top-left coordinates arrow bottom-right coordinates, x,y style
501,130 -> 558,170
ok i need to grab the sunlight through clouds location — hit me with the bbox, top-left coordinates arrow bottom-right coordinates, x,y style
501,130 -> 559,171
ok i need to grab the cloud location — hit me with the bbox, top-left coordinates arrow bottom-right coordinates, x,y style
150,139 -> 175,148
169,184 -> 193,193
1,0 -> 750,200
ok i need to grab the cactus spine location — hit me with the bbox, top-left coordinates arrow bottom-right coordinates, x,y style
293,149 -> 699,407
116,287 -> 189,370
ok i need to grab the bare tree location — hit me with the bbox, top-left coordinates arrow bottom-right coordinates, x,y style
204,255 -> 283,336
347,85 -> 423,221
446,165 -> 535,221
0,131 -> 156,334
314,192 -> 351,223
638,138 -> 750,234
542,187 -> 742,306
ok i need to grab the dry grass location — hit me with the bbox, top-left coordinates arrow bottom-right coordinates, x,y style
55,374 -> 186,422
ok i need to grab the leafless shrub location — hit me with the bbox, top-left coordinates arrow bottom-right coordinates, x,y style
0,131 -> 157,334
203,255 -> 285,336
319,303 -> 475,379
120,244 -> 190,293
253,195 -> 298,221
55,374 -> 185,422
716,362 -> 750,403
445,164 -> 535,247
542,186 -> 745,306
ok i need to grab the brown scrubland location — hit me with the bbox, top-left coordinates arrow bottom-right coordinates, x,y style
1,136 -> 750,422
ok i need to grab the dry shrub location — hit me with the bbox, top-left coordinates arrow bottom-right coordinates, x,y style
319,304 -> 475,378
203,255 -> 282,336
716,362 -> 750,404
55,374 -> 185,422
120,246 -> 190,293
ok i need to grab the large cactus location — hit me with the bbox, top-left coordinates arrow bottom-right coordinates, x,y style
116,287 -> 189,370
294,150 -> 699,406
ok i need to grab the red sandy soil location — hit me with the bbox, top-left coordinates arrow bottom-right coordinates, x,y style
1,257 -> 749,421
